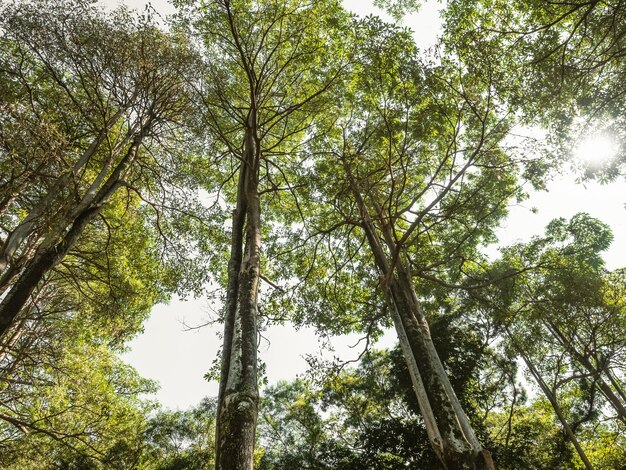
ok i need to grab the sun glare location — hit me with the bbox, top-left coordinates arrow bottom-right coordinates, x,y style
574,134 -> 618,165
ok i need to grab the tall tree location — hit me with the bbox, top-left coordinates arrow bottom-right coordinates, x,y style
0,3 -> 212,464
0,0 -> 196,339
281,16 -> 531,468
174,0 -> 348,467
462,214 -> 626,468
0,187 -> 178,468
0,299 -> 157,469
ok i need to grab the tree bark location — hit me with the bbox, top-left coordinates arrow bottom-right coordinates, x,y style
216,117 -> 261,470
343,159 -> 493,470
0,205 -> 100,337
390,272 -> 494,470
215,158 -> 248,468
0,129 -> 147,339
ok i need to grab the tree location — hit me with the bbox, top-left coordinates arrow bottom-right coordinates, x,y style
3,1 -> 624,468
174,0 -> 349,466
0,193 -> 173,468
274,14 -> 535,468
464,214 -> 626,468
0,324 -> 156,470
443,0 -> 626,179
258,342 -> 585,469
141,398 -> 217,470
0,3 -> 211,466
0,0 -> 197,339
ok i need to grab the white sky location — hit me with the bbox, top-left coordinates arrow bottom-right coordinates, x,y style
100,0 -> 626,410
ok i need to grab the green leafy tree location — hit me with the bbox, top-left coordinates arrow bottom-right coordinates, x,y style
0,0 -> 199,338
0,196 -> 172,468
258,340 -> 584,469
0,333 -> 155,469
141,398 -> 217,470
174,0 -> 349,466
465,214 -> 626,468
0,3 -> 211,463
443,0 -> 626,179
272,13 -> 538,468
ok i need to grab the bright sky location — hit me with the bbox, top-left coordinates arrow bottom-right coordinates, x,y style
101,0 -> 626,410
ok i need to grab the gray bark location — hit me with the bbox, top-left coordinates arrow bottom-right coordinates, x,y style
343,159 -> 493,470
216,118 -> 261,470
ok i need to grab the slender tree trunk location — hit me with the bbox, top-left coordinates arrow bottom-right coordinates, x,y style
0,261 -> 23,297
578,358 -> 626,425
504,325 -> 594,470
605,369 -> 626,409
343,159 -> 493,469
545,319 -> 626,424
0,293 -> 47,375
0,192 -> 16,219
0,129 -> 147,339
216,117 -> 261,470
390,272 -> 493,469
0,316 -> 27,364
215,160 -> 248,468
0,204 -> 100,337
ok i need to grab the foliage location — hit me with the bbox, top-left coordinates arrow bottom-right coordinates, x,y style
463,214 -> 626,467
0,0 -> 625,468
443,0 -> 626,179
0,1 -> 212,466
0,337 -> 155,469
141,398 -> 217,470
373,0 -> 421,21
258,343 -> 585,469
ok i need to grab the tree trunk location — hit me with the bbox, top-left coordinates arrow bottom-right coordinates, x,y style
0,110 -> 125,272
0,315 -> 27,364
343,160 -> 493,469
504,325 -> 594,470
215,157 -> 248,468
389,272 -> 494,469
0,129 -> 146,339
0,204 -> 100,337
216,119 -> 261,470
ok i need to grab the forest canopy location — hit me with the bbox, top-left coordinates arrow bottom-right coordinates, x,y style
0,0 -> 624,469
